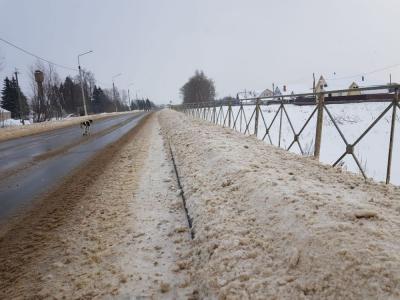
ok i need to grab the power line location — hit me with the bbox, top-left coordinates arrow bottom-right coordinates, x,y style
326,63 -> 400,81
0,37 -> 78,72
275,63 -> 400,88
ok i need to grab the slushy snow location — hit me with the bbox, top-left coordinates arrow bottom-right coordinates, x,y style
160,109 -> 400,299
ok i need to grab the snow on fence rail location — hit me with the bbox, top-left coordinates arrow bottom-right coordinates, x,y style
172,84 -> 400,185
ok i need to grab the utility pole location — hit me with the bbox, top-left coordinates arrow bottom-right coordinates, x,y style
77,50 -> 93,116
128,89 -> 131,110
128,83 -> 134,111
112,73 -> 122,112
14,69 -> 23,123
34,70 -> 45,122
313,73 -> 316,95
112,81 -> 117,112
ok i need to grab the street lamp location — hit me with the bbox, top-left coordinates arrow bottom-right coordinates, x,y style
78,50 -> 93,116
128,83 -> 134,110
112,73 -> 122,112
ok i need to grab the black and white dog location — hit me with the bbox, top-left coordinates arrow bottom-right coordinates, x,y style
80,119 -> 93,136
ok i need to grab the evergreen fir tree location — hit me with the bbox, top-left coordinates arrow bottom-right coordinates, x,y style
14,78 -> 29,119
1,77 -> 29,119
1,77 -> 18,118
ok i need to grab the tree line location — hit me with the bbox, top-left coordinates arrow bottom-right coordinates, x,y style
1,61 -> 154,123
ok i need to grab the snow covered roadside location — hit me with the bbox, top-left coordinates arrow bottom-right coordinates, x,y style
0,113 -> 194,299
117,113 -> 194,298
159,109 -> 400,299
0,111 -> 135,142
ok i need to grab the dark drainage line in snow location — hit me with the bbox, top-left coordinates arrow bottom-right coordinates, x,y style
168,141 -> 194,239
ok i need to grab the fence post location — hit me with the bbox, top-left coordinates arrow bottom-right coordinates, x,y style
278,102 -> 283,147
228,101 -> 232,128
212,102 -> 216,123
254,98 -> 260,136
314,92 -> 325,159
386,88 -> 398,184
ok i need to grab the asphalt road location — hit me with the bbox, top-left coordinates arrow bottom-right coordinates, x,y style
0,112 -> 148,219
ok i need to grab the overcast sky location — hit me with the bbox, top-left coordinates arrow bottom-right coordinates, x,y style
0,0 -> 399,104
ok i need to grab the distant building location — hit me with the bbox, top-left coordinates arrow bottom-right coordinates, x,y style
0,107 -> 11,121
315,75 -> 328,93
259,88 -> 273,98
347,82 -> 361,96
320,77 -> 362,97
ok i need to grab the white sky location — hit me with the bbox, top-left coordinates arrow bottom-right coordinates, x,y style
0,0 -> 399,104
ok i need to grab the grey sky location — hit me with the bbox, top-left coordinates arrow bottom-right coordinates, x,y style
0,0 -> 399,104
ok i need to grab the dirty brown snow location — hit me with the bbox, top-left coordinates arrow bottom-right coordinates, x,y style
0,113 -> 193,299
160,109 -> 400,299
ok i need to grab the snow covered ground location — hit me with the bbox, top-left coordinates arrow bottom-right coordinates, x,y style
161,109 -> 400,299
220,102 -> 400,185
0,118 -> 32,127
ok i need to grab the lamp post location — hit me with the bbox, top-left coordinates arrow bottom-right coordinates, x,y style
78,50 -> 93,116
34,70 -> 44,122
128,83 -> 134,111
112,73 -> 122,112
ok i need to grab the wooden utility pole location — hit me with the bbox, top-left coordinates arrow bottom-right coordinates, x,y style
14,69 -> 23,122
212,102 -> 216,123
254,98 -> 260,136
386,89 -> 398,184
314,92 -> 325,159
313,73 -> 316,95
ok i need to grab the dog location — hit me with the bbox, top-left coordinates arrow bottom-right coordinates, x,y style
80,119 -> 93,136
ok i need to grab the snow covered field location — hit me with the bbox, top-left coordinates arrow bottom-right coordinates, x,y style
222,102 -> 400,185
161,109 -> 400,299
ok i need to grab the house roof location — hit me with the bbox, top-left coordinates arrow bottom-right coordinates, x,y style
259,88 -> 273,98
0,107 -> 10,113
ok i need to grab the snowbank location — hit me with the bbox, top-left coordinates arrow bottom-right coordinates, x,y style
160,109 -> 400,299
0,118 -> 32,127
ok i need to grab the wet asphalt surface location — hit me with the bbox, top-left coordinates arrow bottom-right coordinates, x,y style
0,112 -> 147,219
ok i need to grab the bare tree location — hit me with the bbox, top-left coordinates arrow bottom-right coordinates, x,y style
29,61 -> 63,121
121,89 -> 129,107
45,64 -> 63,119
74,69 -> 96,113
180,70 -> 216,104
29,61 -> 47,122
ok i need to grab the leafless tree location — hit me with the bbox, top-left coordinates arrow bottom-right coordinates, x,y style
45,64 -> 63,119
74,69 -> 96,112
121,89 -> 129,107
29,62 -> 46,122
180,70 -> 216,104
29,61 -> 63,122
